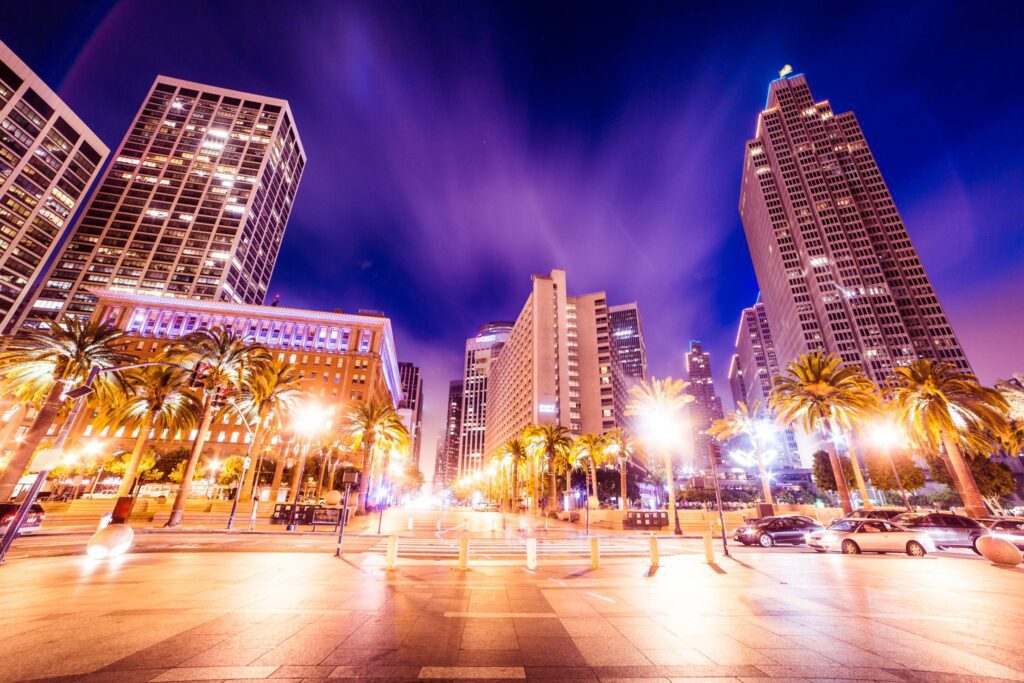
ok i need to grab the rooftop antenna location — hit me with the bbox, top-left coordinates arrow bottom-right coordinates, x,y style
270,293 -> 280,307
778,64 -> 793,78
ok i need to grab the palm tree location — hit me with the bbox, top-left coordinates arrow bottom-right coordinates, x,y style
498,437 -> 528,512
770,352 -> 877,514
0,317 -> 132,501
708,401 -> 776,506
561,444 -> 587,510
995,375 -> 1024,458
524,423 -> 573,514
235,358 -> 307,500
889,360 -> 1009,518
96,365 -> 203,498
573,433 -> 608,508
162,327 -> 269,527
625,377 -> 693,535
604,427 -> 635,510
343,399 -> 408,514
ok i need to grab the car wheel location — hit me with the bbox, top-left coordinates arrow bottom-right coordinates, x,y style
971,538 -> 982,556
841,539 -> 861,555
758,534 -> 775,548
906,541 -> 926,557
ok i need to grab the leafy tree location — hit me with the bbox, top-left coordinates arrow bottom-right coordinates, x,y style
929,455 -> 1016,499
343,399 -> 409,514
524,423 -> 573,513
864,449 -> 925,493
162,327 -> 269,525
604,427 -> 636,510
217,455 -> 245,485
811,450 -> 855,493
889,360 -> 1010,517
168,459 -> 206,484
0,317 -> 132,501
771,352 -> 878,514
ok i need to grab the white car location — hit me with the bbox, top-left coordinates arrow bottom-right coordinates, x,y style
806,519 -> 935,556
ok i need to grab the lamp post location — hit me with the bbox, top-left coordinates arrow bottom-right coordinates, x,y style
869,422 -> 912,511
286,403 -> 330,532
220,400 -> 258,530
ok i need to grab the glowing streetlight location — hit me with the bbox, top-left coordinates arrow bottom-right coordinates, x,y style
636,404 -> 686,535
285,403 -> 331,531
869,421 -> 912,511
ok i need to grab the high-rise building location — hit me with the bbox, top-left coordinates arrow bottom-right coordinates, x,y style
398,362 -> 423,468
458,321 -> 513,477
484,269 -> 621,456
684,340 -> 724,468
727,300 -> 800,467
0,42 -> 109,332
434,380 -> 463,489
608,303 -> 648,380
20,76 -> 305,329
739,73 -> 971,384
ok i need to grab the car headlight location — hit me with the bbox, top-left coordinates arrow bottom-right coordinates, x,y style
821,533 -> 838,547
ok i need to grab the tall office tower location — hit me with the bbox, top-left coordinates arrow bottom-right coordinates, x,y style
457,321 -> 513,477
435,380 -> 464,489
0,42 -> 108,331
398,362 -> 424,467
727,300 -> 800,467
739,73 -> 970,383
20,76 -> 305,329
684,340 -> 724,468
608,303 -> 648,380
485,269 -> 621,456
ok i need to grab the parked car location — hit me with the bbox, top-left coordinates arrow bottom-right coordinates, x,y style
845,508 -> 907,520
738,515 -> 824,547
733,514 -> 816,542
890,512 -> 987,553
979,517 -> 1024,550
807,518 -> 934,556
0,502 -> 45,535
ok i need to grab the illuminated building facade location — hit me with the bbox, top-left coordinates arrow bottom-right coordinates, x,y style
684,340 -> 725,467
78,289 -> 401,463
726,300 -> 801,467
739,73 -> 971,383
398,362 -> 423,467
0,42 -> 108,332
20,76 -> 305,328
457,321 -> 512,477
608,303 -> 648,381
484,269 -> 620,456
434,380 -> 463,489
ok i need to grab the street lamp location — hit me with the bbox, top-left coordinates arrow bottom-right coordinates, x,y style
869,421 -> 912,511
637,404 -> 684,535
286,403 -> 329,531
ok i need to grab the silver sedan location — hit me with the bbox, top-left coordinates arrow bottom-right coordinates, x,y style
807,519 -> 935,556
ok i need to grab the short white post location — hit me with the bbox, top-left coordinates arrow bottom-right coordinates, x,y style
458,537 -> 469,570
407,517 -> 414,531
526,537 -> 538,570
436,519 -> 442,531
386,535 -> 399,570
590,537 -> 600,570
489,516 -> 496,532
648,536 -> 659,567
703,528 -> 714,564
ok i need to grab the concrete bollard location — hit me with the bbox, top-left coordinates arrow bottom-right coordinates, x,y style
590,537 -> 600,570
703,530 -> 714,564
386,535 -> 399,570
489,516 -> 496,532
408,517 -> 414,531
458,537 -> 469,570
436,519 -> 442,531
648,536 -> 659,567
526,537 -> 538,570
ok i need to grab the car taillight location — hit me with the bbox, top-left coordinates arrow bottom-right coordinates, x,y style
1,513 -> 13,524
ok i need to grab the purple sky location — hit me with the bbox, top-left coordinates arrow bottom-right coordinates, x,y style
4,2 -> 1022,477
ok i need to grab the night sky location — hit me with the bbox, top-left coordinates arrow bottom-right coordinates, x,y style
3,1 -> 1022,477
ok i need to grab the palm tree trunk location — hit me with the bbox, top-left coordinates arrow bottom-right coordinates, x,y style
0,379 -> 68,501
356,437 -> 375,514
0,402 -> 27,456
846,441 -> 872,509
619,460 -> 627,511
528,458 -> 537,514
547,459 -> 556,514
754,446 -> 774,506
289,443 -> 308,503
510,465 -> 518,512
565,469 -> 573,511
116,410 -> 154,498
823,420 -> 853,514
0,378 -> 70,501
166,398 -> 214,527
665,452 -> 681,535
239,421 -> 265,501
269,443 -> 287,503
588,461 -> 599,509
940,432 -> 987,518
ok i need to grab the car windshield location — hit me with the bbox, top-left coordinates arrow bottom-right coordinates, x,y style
828,520 -> 858,532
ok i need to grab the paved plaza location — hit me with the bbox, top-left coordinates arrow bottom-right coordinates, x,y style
1,537 -> 1023,683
